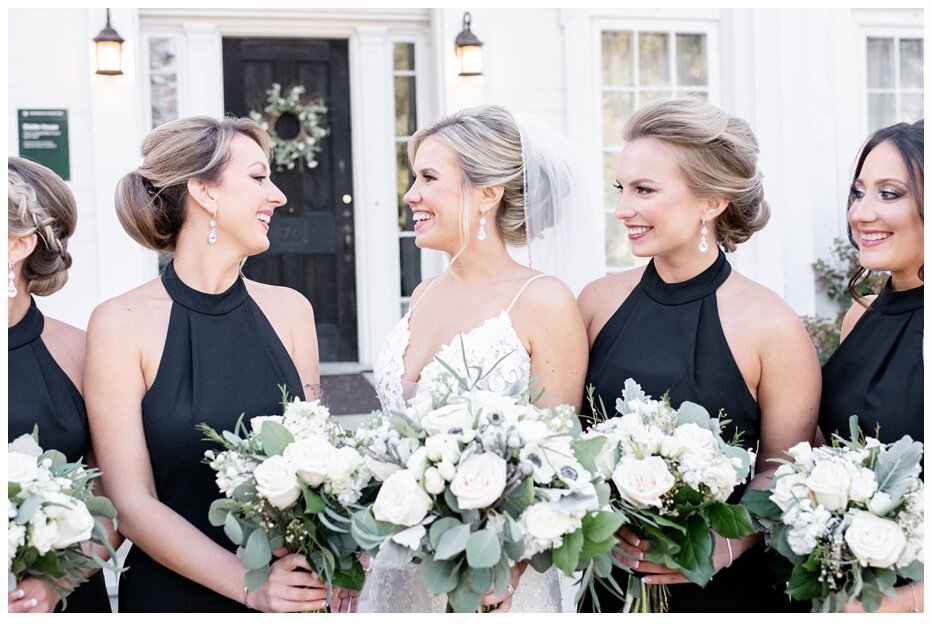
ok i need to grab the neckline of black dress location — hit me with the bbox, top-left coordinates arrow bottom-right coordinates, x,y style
8,297 -> 44,350
871,278 -> 923,315
161,259 -> 249,316
640,248 -> 731,306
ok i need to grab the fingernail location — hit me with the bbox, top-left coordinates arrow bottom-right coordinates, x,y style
641,577 -> 652,584
24,598 -> 37,609
632,537 -> 640,546
632,560 -> 640,570
12,589 -> 24,598
635,551 -> 644,560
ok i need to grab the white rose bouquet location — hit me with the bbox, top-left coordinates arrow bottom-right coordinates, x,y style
742,418 -> 924,612
350,374 -> 622,613
198,388 -> 370,608
584,379 -> 756,612
8,430 -> 122,609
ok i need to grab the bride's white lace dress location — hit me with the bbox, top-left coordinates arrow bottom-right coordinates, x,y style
361,276 -> 565,613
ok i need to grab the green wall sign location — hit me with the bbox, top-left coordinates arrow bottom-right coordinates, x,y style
18,109 -> 70,181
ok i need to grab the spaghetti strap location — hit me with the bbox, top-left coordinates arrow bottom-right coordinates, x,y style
506,274 -> 548,313
409,277 -> 440,313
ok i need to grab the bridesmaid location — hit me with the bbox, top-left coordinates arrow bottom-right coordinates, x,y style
7,156 -> 120,613
84,116 -> 330,612
818,120 -> 923,613
577,98 -> 820,612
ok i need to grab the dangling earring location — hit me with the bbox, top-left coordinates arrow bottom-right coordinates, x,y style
8,261 -> 17,298
207,211 -> 218,245
698,218 -> 709,253
477,213 -> 487,241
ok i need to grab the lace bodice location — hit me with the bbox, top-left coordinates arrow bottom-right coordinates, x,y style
373,275 -> 547,414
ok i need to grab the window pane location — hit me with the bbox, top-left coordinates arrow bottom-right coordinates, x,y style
394,76 -> 417,136
602,92 -> 633,145
639,33 -> 670,87
605,214 -> 634,268
603,151 -> 620,208
396,143 -> 413,230
602,31 -> 632,85
639,90 -> 674,108
394,42 -> 414,71
681,90 -> 709,100
868,93 -> 896,132
676,34 -> 707,86
149,37 -> 178,128
900,39 -> 924,89
901,94 -> 924,124
866,38 -> 894,89
399,236 -> 421,297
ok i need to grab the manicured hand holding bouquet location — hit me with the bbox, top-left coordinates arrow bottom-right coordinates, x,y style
199,391 -> 370,609
350,366 -> 622,613
8,430 -> 122,610
585,379 -> 756,612
742,419 -> 923,612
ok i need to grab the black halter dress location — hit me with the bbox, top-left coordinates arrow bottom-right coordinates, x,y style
580,249 -> 806,612
117,261 -> 303,612
9,298 -> 111,612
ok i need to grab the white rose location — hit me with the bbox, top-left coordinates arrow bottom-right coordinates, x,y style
612,455 -> 675,509
848,468 -> 877,504
284,436 -> 335,487
9,434 -> 43,457
329,446 -> 364,480
250,415 -> 284,434
364,456 -> 401,482
419,403 -> 475,436
673,423 -> 719,457
424,467 -> 446,495
373,470 -> 433,526
787,441 -> 814,467
8,452 -> 39,484
658,435 -> 685,459
867,491 -> 894,516
44,494 -> 95,549
28,511 -> 59,555
524,503 -> 576,542
771,470 -> 809,512
406,446 -> 429,476
437,460 -> 456,482
702,459 -> 740,501
517,420 -> 552,444
253,456 -> 301,509
593,436 -> 619,480
425,434 -> 461,464
450,453 -> 507,510
844,511 -> 907,568
806,460 -> 851,512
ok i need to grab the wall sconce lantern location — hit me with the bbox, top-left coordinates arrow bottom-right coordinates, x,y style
93,9 -> 124,75
454,12 -> 483,77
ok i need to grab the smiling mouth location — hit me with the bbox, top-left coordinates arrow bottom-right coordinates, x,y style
257,213 -> 271,230
626,225 -> 652,238
860,231 -> 891,246
412,211 -> 433,226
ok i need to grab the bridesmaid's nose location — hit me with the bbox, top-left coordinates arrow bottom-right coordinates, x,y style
614,191 -> 636,221
268,181 -> 287,208
403,183 -> 420,205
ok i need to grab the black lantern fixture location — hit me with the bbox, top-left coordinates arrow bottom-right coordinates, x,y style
454,12 -> 483,77
93,9 -> 124,75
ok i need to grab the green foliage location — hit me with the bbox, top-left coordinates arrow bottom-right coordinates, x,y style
804,237 -> 889,364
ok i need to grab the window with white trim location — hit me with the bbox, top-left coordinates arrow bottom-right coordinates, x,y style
600,29 -> 711,271
866,35 -> 923,132
393,42 -> 420,314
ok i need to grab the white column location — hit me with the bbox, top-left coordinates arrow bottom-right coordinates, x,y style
181,22 -> 225,118
349,26 -> 398,366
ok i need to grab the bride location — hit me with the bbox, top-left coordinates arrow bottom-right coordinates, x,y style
363,105 -> 597,613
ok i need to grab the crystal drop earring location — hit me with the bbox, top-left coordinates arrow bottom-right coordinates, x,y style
208,211 -> 218,245
8,261 -> 17,298
477,214 -> 487,241
698,218 -> 709,253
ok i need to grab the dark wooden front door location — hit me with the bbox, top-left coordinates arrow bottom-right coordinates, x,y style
222,38 -> 357,362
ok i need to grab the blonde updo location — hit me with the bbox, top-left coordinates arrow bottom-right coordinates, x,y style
623,98 -> 770,252
114,115 -> 270,253
8,157 -> 77,296
409,105 -> 527,248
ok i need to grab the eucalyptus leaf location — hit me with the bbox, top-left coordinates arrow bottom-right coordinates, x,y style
13,494 -> 44,525
584,510 -> 626,543
224,511 -> 244,546
553,528 -> 584,576
528,552 -> 552,574
572,436 -> 607,474
85,495 -> 118,520
447,579 -> 483,613
465,529 -> 501,568
260,420 -> 294,457
899,559 -> 924,581
435,523 -> 472,561
676,401 -> 712,430
579,534 -> 617,561
492,557 -> 511,594
302,487 -> 325,514
419,556 -> 462,593
592,552 -> 614,578
464,566 -> 492,594
242,528 -> 272,570
429,517 -> 462,550
233,483 -> 257,503
245,566 -> 271,591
